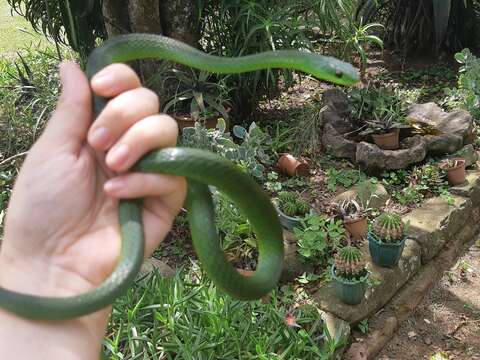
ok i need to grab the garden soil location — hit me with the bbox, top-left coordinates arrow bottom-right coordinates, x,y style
351,237 -> 480,360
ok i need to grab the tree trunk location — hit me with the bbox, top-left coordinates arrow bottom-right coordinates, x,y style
159,0 -> 201,46
102,0 -> 131,36
100,0 -> 201,102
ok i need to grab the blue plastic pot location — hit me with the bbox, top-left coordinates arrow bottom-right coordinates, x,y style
368,231 -> 406,268
331,266 -> 368,305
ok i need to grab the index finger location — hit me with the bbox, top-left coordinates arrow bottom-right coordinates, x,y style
90,63 -> 142,98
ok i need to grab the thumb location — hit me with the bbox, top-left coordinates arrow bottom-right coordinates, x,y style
42,61 -> 92,153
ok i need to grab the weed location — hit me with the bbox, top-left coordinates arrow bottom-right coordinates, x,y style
326,168 -> 365,192
295,214 -> 346,266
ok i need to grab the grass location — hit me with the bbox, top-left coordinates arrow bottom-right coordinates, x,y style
105,267 -> 344,359
0,0 -> 49,55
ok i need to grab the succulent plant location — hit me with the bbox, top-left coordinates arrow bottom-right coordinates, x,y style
372,212 -> 404,243
278,191 -> 310,217
440,158 -> 465,170
336,198 -> 366,221
334,245 -> 367,280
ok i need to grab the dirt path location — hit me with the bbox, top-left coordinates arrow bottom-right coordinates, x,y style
353,238 -> 480,359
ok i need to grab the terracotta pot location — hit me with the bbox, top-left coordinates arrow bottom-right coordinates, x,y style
174,114 -> 219,131
445,158 -> 466,185
372,130 -> 399,150
344,217 -> 368,240
277,154 -> 309,177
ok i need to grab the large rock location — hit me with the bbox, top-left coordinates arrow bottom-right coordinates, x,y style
322,123 -> 357,162
407,103 -> 474,155
356,135 -> 427,172
322,88 -> 351,117
333,182 -> 390,210
314,239 -> 421,324
402,195 -> 472,264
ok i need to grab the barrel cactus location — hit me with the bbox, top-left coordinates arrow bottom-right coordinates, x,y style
372,212 -> 404,243
334,246 -> 367,280
278,191 -> 310,217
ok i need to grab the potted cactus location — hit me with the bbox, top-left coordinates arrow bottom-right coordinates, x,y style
440,158 -> 466,186
331,244 -> 369,305
368,212 -> 407,267
275,191 -> 310,230
336,198 -> 368,240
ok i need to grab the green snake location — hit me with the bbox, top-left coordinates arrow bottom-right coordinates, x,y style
0,34 -> 358,320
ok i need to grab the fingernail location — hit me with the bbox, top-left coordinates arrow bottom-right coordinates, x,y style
89,127 -> 110,148
92,70 -> 114,89
107,144 -> 130,168
104,178 -> 125,195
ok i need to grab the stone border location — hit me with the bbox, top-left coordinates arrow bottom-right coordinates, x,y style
306,169 -> 480,358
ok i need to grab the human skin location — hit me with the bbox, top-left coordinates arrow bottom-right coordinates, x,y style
0,62 -> 186,359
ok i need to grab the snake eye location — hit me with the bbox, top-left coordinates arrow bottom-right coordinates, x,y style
335,69 -> 343,78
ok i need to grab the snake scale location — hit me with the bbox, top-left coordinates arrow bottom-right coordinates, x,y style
0,34 -> 358,320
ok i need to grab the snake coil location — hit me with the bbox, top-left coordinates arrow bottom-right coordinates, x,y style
0,34 -> 358,320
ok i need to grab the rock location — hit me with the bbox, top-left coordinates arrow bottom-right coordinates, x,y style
322,123 -> 357,162
458,144 -> 478,167
321,311 -> 351,358
402,195 -> 473,264
140,257 -> 175,277
280,230 -> 313,282
407,103 -> 474,155
314,239 -> 421,324
355,136 -> 427,173
333,182 -> 390,210
450,170 -> 480,206
322,88 -> 351,117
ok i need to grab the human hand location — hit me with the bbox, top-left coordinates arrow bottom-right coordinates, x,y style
0,62 -> 186,359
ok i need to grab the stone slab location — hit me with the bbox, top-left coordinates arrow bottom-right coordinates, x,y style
280,230 -> 312,282
402,196 -> 472,264
314,239 -> 421,324
450,170 -> 480,206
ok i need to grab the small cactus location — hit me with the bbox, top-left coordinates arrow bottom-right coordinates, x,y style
372,212 -> 404,243
334,246 -> 366,280
283,202 -> 298,217
278,191 -> 310,217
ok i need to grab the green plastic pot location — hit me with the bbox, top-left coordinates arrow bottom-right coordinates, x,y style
331,266 -> 368,305
368,231 -> 406,268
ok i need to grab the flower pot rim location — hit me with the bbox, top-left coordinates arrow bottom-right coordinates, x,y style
331,265 -> 369,285
368,231 -> 407,247
441,157 -> 466,171
344,216 -> 367,224
274,202 -> 313,221
371,130 -> 399,138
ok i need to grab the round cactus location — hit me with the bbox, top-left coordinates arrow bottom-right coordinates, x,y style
373,212 -> 404,243
296,200 -> 310,215
334,246 -> 366,280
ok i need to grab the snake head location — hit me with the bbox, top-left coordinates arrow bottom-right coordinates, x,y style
305,54 -> 360,86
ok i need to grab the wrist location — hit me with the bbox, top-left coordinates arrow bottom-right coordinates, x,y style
0,247 -> 111,359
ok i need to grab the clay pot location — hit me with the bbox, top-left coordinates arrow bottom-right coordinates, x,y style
372,130 -> 399,150
344,217 -> 368,240
174,114 -> 219,131
444,158 -> 466,185
277,154 -> 309,177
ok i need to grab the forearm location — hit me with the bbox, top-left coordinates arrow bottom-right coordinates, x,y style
0,309 -> 106,360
